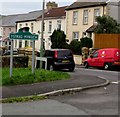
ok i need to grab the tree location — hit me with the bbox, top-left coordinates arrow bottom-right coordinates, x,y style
50,29 -> 69,49
70,40 -> 81,55
80,37 -> 93,48
95,15 -> 120,34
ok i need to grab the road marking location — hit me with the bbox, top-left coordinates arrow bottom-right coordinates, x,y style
77,68 -> 119,74
111,81 -> 120,84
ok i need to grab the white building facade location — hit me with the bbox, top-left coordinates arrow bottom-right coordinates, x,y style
16,6 -> 66,51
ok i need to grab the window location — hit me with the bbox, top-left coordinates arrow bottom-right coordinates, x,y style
49,21 -> 52,32
14,40 -> 17,48
94,8 -> 100,22
9,28 -> 11,32
93,52 -> 98,58
83,10 -> 88,25
30,40 -> 32,47
19,24 -> 22,28
25,23 -> 28,27
25,40 -> 29,47
3,28 -> 5,31
31,23 -> 34,32
73,32 -> 79,40
57,20 -> 61,30
19,40 -> 22,48
73,11 -> 78,24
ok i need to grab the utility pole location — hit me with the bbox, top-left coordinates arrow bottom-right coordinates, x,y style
40,0 -> 45,69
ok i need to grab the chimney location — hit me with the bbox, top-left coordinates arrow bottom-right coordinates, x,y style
46,1 -> 58,10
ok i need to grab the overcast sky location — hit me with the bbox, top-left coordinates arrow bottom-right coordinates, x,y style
0,0 -> 119,15
0,0 -> 77,15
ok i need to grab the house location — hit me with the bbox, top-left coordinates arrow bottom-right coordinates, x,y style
37,6 -> 66,50
16,2 -> 66,51
0,14 -> 18,48
0,3 -> 49,49
0,13 -> 35,48
15,10 -> 44,50
65,0 -> 119,46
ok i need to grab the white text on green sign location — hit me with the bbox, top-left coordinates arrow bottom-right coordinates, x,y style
10,34 -> 38,40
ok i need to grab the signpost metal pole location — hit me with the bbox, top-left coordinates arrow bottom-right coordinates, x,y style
10,40 -> 13,77
32,40 -> 35,74
9,27 -> 38,76
40,0 -> 45,69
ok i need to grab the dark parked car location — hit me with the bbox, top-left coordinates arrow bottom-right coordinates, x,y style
40,49 -> 75,71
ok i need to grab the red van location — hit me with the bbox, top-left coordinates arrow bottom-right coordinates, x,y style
84,48 -> 120,70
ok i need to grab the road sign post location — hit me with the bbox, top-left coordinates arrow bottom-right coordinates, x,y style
10,40 -> 13,77
9,27 -> 38,77
32,40 -> 35,74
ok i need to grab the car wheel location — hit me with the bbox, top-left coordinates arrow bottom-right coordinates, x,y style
49,65 -> 54,71
104,63 -> 109,70
69,67 -> 74,72
84,62 -> 89,68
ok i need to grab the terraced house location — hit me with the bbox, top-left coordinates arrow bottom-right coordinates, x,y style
15,10 -> 44,50
0,12 -> 42,48
1,1 -> 119,51
0,14 -> 18,48
16,2 -> 66,51
65,0 -> 119,46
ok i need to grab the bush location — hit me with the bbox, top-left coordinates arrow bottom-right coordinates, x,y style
70,40 -> 81,55
2,55 -> 28,68
50,29 -> 69,49
80,37 -> 93,48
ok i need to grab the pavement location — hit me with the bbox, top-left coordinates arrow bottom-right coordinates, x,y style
1,72 -> 110,99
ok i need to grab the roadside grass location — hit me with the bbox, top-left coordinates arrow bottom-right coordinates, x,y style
1,95 -> 48,103
1,68 -> 70,86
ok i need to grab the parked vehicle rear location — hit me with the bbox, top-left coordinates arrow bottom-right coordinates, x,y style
43,49 -> 75,71
84,48 -> 120,70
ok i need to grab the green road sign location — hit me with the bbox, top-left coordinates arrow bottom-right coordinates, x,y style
9,27 -> 38,40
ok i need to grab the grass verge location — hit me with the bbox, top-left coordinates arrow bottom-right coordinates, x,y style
1,95 -> 48,103
1,68 -> 70,86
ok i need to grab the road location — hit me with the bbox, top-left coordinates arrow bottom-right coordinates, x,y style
2,68 -> 119,115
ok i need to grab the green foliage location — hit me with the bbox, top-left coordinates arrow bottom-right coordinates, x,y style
50,29 -> 69,49
95,15 -> 120,34
1,68 -> 70,86
80,37 -> 93,48
2,56 -> 28,67
70,40 -> 81,55
2,95 -> 47,103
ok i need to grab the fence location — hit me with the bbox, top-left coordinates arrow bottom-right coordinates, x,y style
94,34 -> 120,49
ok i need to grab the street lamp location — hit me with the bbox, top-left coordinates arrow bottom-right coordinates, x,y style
40,0 -> 45,68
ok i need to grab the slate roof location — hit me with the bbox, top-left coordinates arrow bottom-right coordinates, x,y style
0,14 -> 25,27
38,6 -> 66,20
16,10 -> 44,22
0,10 -> 43,27
66,1 -> 107,10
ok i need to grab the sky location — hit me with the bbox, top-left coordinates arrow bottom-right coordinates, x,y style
0,0 -> 77,15
0,0 -> 119,15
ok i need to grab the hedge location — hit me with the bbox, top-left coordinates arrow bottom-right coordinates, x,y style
2,55 -> 28,68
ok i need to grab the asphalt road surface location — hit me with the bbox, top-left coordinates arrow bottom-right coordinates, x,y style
2,68 -> 119,116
